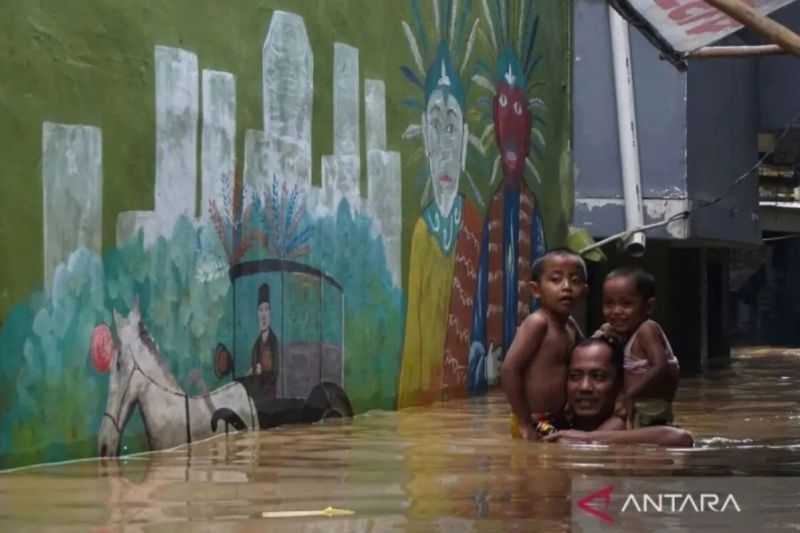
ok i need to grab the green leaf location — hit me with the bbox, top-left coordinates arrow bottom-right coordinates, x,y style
567,226 -> 606,263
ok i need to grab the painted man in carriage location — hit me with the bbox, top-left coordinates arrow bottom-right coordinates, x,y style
251,282 -> 279,399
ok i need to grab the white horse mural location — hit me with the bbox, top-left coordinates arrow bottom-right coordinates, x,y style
93,303 -> 353,457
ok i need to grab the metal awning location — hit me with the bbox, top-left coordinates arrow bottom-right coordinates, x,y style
610,0 -> 800,69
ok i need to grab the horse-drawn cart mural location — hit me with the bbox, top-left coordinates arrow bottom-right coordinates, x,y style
92,302 -> 351,457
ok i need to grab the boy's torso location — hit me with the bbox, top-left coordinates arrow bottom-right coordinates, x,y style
524,312 -> 578,415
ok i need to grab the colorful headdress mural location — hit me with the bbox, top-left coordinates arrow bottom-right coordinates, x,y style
400,0 -> 483,208
471,0 -> 547,186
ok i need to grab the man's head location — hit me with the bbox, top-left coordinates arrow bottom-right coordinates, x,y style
257,283 -> 271,333
567,338 -> 623,425
530,248 -> 588,317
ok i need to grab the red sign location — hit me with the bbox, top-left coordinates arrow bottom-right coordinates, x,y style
628,0 -> 797,52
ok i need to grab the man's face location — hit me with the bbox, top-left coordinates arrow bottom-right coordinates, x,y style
567,343 -> 619,420
424,88 -> 465,218
530,255 -> 587,318
258,302 -> 271,333
494,82 -> 531,182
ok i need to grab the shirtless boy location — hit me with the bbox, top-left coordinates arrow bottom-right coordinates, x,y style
502,248 -> 587,440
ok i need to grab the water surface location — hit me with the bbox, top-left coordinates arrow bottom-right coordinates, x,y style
2,348 -> 800,531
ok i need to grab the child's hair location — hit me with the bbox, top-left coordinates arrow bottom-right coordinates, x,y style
570,336 -> 624,376
606,266 -> 655,300
531,248 -> 588,282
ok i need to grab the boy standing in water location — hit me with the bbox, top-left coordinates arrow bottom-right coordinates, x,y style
598,267 -> 680,427
502,249 -> 587,440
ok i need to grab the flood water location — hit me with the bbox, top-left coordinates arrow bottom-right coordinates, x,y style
2,347 -> 800,531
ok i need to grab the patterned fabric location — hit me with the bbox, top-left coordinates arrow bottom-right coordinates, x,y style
469,181 -> 546,394
441,200 -> 482,400
397,195 -> 481,407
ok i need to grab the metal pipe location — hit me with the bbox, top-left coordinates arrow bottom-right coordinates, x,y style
689,44 -> 786,58
609,6 -> 646,257
704,0 -> 800,57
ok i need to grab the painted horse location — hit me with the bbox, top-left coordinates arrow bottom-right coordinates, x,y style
94,304 -> 353,457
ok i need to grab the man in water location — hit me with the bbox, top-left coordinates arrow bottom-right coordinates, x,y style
544,338 -> 693,446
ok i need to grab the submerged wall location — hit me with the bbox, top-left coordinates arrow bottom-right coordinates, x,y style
0,0 -> 572,468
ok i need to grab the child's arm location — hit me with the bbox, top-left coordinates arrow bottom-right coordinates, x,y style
591,322 -> 613,338
620,321 -> 669,401
502,313 -> 548,440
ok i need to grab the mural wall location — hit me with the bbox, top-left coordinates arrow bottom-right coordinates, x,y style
0,0 -> 572,469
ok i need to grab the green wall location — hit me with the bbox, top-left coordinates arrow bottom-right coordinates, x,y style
0,0 -> 572,469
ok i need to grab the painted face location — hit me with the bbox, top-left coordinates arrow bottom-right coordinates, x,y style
567,342 -> 620,421
258,302 -> 271,333
494,82 -> 531,182
531,255 -> 587,318
424,88 -> 465,218
602,275 -> 652,337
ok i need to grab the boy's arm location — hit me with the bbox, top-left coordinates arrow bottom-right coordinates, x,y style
502,314 -> 548,439
621,322 -> 669,401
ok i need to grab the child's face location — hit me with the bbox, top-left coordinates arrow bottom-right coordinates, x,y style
530,255 -> 587,317
602,275 -> 653,336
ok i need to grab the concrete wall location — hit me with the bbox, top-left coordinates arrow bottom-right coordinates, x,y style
758,2 -> 800,131
573,0 -> 761,246
686,50 -> 761,244
573,0 -> 688,239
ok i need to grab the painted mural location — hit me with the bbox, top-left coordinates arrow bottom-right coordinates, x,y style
0,0 -> 571,469
396,0 -> 572,407
396,0 -> 483,408
468,1 -> 549,395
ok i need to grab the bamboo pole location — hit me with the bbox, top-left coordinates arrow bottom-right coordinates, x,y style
704,0 -> 800,57
689,44 -> 786,58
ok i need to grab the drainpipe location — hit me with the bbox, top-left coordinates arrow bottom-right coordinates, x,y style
609,6 -> 646,257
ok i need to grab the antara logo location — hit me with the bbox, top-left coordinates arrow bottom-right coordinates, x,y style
621,493 -> 742,513
577,485 -> 742,525
577,485 -> 615,524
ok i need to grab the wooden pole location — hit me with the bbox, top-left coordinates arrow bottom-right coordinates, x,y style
704,0 -> 800,57
689,44 -> 786,58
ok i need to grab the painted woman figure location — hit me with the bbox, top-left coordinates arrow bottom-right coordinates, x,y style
251,282 -> 279,399
468,2 -> 548,394
397,1 -> 483,408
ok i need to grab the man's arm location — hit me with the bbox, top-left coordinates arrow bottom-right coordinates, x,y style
621,322 -> 669,401
502,313 -> 547,439
545,426 -> 694,447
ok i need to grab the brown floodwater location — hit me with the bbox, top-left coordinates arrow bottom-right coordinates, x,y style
2,347 -> 800,531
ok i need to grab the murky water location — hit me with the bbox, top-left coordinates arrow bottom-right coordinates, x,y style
3,348 -> 800,532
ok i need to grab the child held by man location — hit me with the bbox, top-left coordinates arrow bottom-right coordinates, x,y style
502,249 -> 587,440
597,267 -> 680,427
